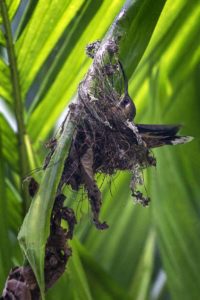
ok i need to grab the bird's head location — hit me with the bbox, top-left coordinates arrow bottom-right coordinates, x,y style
118,94 -> 136,121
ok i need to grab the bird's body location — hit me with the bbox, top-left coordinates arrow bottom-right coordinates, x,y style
137,124 -> 193,148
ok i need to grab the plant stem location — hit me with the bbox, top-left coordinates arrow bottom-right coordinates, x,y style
0,0 -> 30,213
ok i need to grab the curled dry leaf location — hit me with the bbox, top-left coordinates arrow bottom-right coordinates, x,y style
1,194 -> 77,299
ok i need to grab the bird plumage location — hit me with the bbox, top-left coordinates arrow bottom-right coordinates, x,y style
137,124 -> 193,148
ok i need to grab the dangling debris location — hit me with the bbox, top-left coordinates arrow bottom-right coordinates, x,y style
1,194 -> 77,299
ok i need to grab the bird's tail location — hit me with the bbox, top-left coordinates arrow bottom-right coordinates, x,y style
137,124 -> 193,148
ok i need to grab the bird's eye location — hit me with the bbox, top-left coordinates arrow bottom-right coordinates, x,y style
121,97 -> 130,106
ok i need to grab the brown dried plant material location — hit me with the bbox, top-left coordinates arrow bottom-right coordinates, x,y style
44,194 -> 76,289
26,177 -> 39,198
1,194 -> 77,300
0,266 -> 37,300
43,39 -> 192,230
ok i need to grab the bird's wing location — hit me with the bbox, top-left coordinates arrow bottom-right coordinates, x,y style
137,124 -> 193,148
137,124 -> 181,136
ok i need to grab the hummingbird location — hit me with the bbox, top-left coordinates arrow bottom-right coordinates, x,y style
117,60 -> 136,121
116,61 -> 193,147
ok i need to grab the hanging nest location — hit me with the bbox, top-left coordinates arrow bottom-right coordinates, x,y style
44,39 -> 192,230
44,39 -> 153,229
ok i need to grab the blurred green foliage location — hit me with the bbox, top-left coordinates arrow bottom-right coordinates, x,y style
0,0 -> 200,299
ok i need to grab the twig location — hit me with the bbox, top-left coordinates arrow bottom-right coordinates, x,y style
0,0 -> 30,213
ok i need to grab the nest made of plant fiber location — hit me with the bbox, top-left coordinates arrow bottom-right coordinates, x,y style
30,40 -> 192,230
44,40 -> 155,230
64,98 -> 154,177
